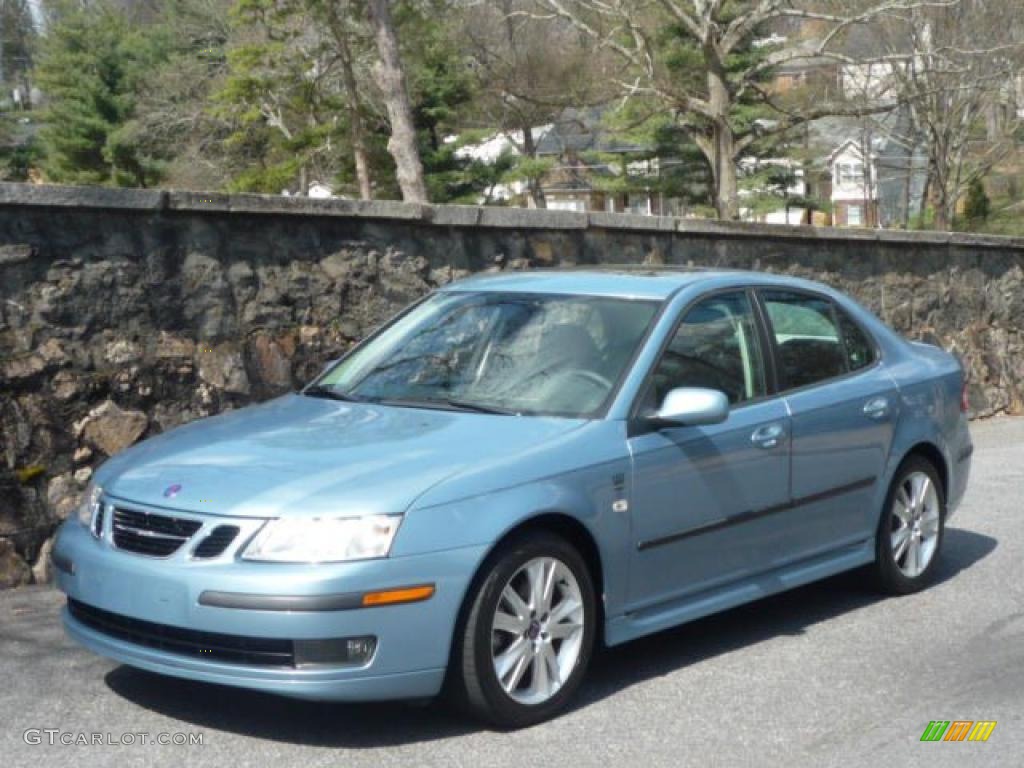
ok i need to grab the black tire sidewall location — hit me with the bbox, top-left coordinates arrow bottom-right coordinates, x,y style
875,456 -> 946,594
460,532 -> 597,728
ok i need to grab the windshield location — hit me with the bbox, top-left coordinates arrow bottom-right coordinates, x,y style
310,291 -> 661,417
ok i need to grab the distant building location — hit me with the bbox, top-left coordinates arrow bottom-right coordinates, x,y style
823,139 -> 877,227
454,107 -> 670,214
807,110 -> 928,228
534,107 -> 665,214
280,180 -> 338,199
454,98 -> 929,230
739,109 -> 928,229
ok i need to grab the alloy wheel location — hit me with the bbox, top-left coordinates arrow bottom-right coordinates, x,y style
890,470 -> 941,578
489,556 -> 585,706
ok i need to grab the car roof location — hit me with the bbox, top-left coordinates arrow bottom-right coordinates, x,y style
439,267 -> 826,301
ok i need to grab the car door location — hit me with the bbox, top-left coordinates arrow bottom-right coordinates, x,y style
758,289 -> 897,556
626,290 -> 792,608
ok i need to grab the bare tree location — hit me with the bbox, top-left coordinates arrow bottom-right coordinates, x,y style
460,0 -> 607,207
367,0 -> 428,202
877,0 -> 1024,229
322,1 -> 374,199
533,0 -> 959,220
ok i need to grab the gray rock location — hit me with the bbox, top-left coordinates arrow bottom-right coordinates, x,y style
0,540 -> 31,589
32,536 -> 54,585
181,251 -> 234,339
81,400 -> 148,456
250,333 -> 293,391
51,370 -> 81,401
197,343 -> 250,395
1,354 -> 44,381
0,243 -> 33,266
104,338 -> 143,365
46,472 -> 80,520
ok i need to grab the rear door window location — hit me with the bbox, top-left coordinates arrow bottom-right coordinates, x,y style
761,291 -> 846,390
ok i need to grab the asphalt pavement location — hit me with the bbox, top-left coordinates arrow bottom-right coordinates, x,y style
2,417 -> 1022,767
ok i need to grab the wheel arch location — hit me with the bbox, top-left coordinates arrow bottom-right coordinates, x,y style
897,441 -> 949,501
445,510 -> 608,687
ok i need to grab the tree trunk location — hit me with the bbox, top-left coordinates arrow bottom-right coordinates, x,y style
367,0 -> 428,203
931,173 -> 953,231
334,24 -> 373,200
930,146 -> 953,231
705,55 -> 740,220
522,125 -> 546,209
713,126 -> 740,220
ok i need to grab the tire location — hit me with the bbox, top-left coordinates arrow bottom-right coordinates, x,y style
452,531 -> 597,728
872,456 -> 946,595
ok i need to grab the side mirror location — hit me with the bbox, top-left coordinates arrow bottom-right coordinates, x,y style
650,387 -> 729,428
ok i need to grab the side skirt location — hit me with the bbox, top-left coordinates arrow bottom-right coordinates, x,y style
603,538 -> 875,647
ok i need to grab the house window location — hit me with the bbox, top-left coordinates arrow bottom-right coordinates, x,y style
546,199 -> 586,212
837,162 -> 864,185
847,204 -> 864,226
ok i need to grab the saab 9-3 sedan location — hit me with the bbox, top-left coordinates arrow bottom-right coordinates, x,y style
53,268 -> 972,727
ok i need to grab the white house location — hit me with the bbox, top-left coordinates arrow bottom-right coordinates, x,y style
280,181 -> 337,199
825,140 -> 879,227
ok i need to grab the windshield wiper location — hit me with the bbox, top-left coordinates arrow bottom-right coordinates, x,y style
374,396 -> 519,416
302,385 -> 367,403
439,397 -> 520,415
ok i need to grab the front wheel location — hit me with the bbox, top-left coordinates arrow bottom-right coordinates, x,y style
871,456 -> 946,594
453,531 -> 597,728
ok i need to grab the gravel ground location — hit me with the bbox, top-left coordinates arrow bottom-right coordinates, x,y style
2,417 -> 1021,767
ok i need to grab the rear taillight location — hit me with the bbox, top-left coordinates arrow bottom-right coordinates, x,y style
960,379 -> 970,413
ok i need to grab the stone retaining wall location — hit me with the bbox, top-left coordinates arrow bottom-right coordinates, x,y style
2,182 -> 1022,587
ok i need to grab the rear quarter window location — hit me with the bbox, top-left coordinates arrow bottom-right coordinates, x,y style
836,309 -> 877,371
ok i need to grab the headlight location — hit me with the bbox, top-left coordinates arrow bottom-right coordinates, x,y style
241,515 -> 402,563
76,482 -> 103,531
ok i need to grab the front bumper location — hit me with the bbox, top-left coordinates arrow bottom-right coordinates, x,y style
54,519 -> 487,701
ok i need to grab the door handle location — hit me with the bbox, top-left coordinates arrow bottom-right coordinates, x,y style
863,397 -> 891,420
751,423 -> 785,449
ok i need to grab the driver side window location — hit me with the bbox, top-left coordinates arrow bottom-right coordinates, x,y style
646,291 -> 766,409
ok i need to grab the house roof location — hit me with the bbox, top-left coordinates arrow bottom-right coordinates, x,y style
535,106 -> 649,157
541,158 -> 618,192
806,107 -> 919,168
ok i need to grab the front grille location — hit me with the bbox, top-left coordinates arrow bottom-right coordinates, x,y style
192,525 -> 240,558
92,506 -> 104,538
112,507 -> 202,557
68,598 -> 296,667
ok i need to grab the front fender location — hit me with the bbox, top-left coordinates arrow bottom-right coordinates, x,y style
391,461 -> 633,623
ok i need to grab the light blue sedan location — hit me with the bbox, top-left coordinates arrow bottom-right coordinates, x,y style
53,268 -> 972,727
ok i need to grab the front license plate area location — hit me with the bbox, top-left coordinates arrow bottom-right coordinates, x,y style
79,562 -> 190,626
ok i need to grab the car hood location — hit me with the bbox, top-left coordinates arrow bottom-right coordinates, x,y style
96,394 -> 586,518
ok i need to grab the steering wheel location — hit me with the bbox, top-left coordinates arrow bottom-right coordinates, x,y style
563,369 -> 614,391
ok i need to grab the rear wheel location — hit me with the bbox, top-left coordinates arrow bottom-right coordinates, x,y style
453,531 -> 596,728
872,456 -> 945,594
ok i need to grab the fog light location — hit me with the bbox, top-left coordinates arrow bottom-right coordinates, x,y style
294,636 -> 377,667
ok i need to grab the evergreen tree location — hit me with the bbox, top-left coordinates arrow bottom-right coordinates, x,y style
34,1 -> 172,186
214,0 -> 384,196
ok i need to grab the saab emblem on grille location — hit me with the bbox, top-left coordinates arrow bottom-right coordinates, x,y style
164,484 -> 182,499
